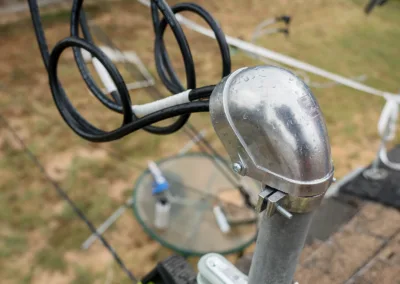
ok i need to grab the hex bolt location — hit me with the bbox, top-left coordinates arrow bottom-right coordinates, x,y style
232,162 -> 245,175
275,204 -> 293,219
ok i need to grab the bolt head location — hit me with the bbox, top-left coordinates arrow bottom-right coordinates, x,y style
232,162 -> 245,175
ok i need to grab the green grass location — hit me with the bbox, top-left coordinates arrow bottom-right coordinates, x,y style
71,267 -> 97,284
0,2 -> 102,36
34,247 -> 68,272
48,222 -> 89,251
0,235 -> 27,258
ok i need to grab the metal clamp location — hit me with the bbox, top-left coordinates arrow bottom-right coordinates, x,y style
255,187 -> 293,219
256,186 -> 325,218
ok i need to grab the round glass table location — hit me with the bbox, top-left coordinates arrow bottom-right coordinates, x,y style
132,153 -> 259,256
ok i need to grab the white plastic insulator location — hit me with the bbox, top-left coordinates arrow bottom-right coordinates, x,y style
132,90 -> 191,117
213,206 -> 231,233
154,201 -> 171,230
92,58 -> 117,93
378,99 -> 398,141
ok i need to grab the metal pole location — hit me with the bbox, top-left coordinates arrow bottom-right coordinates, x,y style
248,211 -> 314,284
207,65 -> 334,284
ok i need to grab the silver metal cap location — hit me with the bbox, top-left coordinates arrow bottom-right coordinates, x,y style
210,66 -> 334,197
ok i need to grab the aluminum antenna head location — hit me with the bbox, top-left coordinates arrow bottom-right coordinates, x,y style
210,66 -> 334,197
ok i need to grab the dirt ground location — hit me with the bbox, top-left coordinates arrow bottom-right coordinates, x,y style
0,0 -> 400,283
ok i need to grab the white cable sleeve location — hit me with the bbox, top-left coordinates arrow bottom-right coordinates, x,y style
132,90 -> 191,117
92,58 -> 117,93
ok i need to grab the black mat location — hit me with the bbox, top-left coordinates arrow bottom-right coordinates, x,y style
340,145 -> 400,209
306,195 -> 360,243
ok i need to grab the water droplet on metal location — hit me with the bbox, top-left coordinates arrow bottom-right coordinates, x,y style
244,76 -> 249,82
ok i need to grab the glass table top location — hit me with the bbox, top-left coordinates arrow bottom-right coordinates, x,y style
132,153 -> 260,256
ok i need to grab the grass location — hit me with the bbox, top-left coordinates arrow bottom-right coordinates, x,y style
71,267 -> 97,284
34,247 -> 68,272
0,235 -> 28,258
0,0 -> 399,282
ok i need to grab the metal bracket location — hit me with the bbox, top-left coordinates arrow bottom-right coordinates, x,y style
255,187 -> 293,219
